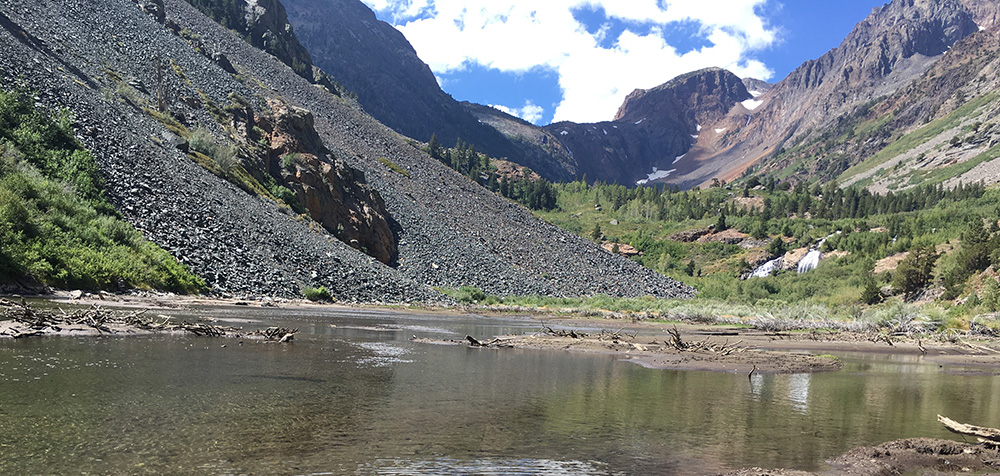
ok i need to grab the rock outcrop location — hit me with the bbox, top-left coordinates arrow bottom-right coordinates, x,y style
258,99 -> 397,264
181,0 -> 314,79
542,68 -> 751,185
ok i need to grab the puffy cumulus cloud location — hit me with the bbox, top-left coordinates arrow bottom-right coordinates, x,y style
362,0 -> 777,124
491,101 -> 545,124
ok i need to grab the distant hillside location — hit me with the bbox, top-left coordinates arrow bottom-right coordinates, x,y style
749,0 -> 1000,192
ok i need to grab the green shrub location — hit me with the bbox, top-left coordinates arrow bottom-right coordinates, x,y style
281,153 -> 301,173
378,157 -> 410,177
213,144 -> 238,174
188,127 -> 216,155
303,286 -> 333,302
0,86 -> 204,293
456,285 -> 487,303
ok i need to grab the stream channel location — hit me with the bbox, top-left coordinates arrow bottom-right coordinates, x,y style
1,304 -> 999,475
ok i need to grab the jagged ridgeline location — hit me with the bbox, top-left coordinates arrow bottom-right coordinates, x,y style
0,87 -> 204,292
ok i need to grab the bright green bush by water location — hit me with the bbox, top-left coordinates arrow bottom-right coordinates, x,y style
0,87 -> 204,292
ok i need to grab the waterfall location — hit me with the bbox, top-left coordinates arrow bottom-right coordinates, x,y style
796,232 -> 840,274
797,249 -> 821,274
750,257 -> 782,278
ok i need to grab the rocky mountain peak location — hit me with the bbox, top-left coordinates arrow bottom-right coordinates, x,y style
614,67 -> 751,127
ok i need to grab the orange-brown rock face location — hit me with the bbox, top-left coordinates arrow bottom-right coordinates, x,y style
260,99 -> 397,265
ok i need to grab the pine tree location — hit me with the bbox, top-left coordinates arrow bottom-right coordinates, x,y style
715,210 -> 728,232
427,133 -> 441,160
591,223 -> 602,241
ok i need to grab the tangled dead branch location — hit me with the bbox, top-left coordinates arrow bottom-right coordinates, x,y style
465,335 -> 514,348
597,327 -> 636,342
540,326 -> 587,339
666,326 -> 745,355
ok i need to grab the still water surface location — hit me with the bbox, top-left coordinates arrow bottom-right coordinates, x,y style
1,305 -> 999,475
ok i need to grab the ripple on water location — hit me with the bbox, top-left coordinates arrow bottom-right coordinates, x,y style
353,342 -> 413,367
359,457 -> 625,475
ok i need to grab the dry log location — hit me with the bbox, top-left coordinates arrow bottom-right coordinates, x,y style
938,415 -> 1000,444
466,335 -> 485,347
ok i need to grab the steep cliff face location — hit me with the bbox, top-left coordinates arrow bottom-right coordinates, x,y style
182,0 -> 314,78
613,68 -> 751,125
753,16 -> 1000,191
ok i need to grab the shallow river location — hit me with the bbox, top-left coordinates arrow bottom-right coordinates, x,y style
1,305 -> 999,475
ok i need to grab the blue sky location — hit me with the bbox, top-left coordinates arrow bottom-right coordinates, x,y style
361,0 -> 886,126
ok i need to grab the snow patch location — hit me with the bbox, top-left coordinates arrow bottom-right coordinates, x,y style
673,154 -> 686,164
980,25 -> 986,31
691,135 -> 699,139
715,128 -> 727,134
749,90 -> 762,97
603,128 -> 607,135
560,130 -> 569,136
696,124 -> 702,132
634,119 -> 644,125
635,167 -> 677,185
742,99 -> 763,110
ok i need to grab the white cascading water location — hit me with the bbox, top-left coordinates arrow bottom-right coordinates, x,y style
797,249 -> 821,273
796,232 -> 840,274
750,257 -> 782,278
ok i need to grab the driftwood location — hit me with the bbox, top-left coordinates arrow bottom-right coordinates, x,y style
0,299 -> 295,342
597,327 -> 636,342
465,335 -> 514,348
248,326 -> 298,342
667,326 -> 745,355
540,327 -> 587,339
938,415 -> 1000,446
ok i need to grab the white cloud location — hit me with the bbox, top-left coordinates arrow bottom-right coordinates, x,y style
491,100 -> 545,124
362,0 -> 777,124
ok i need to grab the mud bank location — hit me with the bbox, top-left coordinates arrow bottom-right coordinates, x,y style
726,438 -> 1000,475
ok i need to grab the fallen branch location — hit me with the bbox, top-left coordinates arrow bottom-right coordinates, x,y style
938,414 -> 1000,446
465,335 -> 514,348
666,326 -> 745,354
